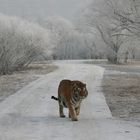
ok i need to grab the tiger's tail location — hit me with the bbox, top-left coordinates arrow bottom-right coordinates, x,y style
51,96 -> 59,101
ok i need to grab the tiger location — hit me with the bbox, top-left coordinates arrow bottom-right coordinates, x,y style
51,79 -> 88,121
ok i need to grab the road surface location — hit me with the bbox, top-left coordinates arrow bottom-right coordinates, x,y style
0,60 -> 139,140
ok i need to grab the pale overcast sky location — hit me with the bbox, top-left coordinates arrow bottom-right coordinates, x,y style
0,0 -> 89,20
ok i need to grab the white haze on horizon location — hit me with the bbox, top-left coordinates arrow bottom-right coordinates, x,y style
0,0 -> 91,20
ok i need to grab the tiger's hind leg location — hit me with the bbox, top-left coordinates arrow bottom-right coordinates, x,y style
59,102 -> 65,118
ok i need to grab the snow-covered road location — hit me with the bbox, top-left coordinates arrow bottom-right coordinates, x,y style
0,60 -> 139,140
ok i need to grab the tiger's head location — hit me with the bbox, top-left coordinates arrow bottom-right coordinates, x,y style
72,81 -> 88,100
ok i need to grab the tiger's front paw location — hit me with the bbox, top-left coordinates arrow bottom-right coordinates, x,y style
71,117 -> 78,121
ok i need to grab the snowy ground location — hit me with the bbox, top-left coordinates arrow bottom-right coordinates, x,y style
0,60 -> 139,140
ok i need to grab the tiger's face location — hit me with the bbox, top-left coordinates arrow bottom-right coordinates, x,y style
73,81 -> 88,100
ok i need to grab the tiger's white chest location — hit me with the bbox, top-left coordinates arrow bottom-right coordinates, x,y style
75,100 -> 81,108
70,96 -> 82,108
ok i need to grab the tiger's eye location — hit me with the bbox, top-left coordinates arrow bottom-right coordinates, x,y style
78,88 -> 81,91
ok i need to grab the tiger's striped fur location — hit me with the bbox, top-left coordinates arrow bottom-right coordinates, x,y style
51,79 -> 88,121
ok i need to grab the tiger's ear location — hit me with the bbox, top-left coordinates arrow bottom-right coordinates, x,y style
83,83 -> 86,87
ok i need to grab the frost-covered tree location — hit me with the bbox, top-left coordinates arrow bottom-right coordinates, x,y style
38,16 -> 96,60
0,14 -> 50,74
78,0 -> 140,63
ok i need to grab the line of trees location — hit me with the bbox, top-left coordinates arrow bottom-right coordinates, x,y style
1,0 -> 140,75
0,14 -> 99,75
38,16 -> 99,60
78,0 -> 140,63
0,14 -> 50,75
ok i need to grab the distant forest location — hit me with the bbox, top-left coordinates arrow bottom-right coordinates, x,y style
0,0 -> 140,74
